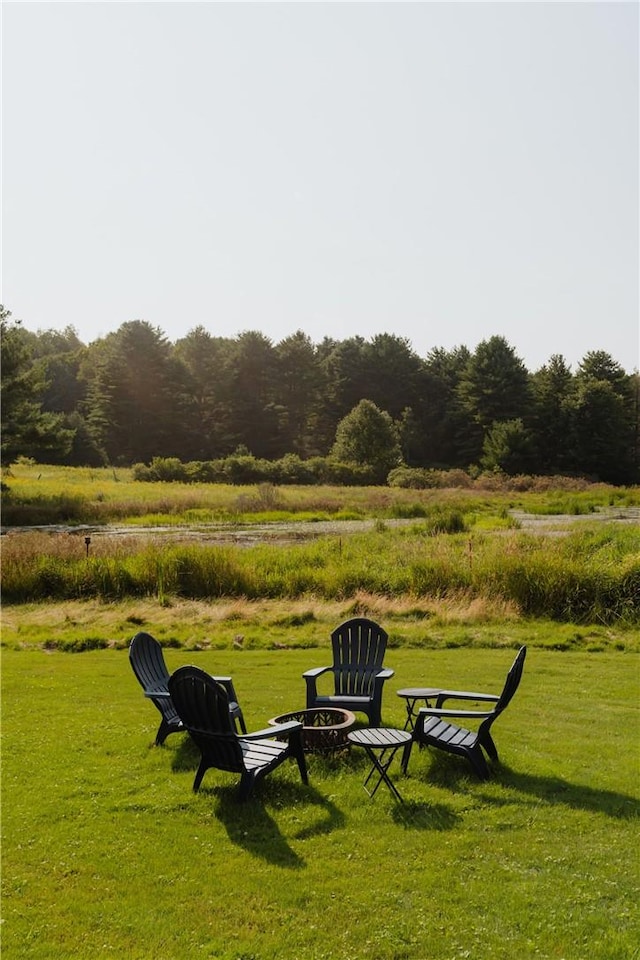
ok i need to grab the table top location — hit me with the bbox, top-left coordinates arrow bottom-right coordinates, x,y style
396,687 -> 442,699
348,727 -> 412,749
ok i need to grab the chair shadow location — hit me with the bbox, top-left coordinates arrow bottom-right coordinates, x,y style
170,734 -> 201,772
417,754 -> 639,820
495,766 -> 638,819
170,737 -> 346,864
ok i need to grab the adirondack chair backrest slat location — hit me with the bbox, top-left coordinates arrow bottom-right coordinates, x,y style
331,618 -> 388,697
493,646 -> 527,715
129,632 -> 170,691
479,646 -> 527,737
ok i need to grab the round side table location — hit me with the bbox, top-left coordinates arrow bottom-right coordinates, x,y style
396,688 -> 443,731
347,727 -> 412,803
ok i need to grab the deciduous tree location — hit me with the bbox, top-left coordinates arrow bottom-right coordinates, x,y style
331,399 -> 402,480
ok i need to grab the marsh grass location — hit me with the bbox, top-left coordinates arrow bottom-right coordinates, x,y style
2,646 -> 638,960
3,463 -> 639,527
3,524 -> 639,626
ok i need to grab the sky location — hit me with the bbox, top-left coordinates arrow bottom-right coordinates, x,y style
2,1 -> 639,374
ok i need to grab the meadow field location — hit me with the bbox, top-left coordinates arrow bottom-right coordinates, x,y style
2,466 -> 639,958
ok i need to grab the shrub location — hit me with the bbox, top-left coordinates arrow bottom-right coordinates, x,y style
388,467 -> 474,489
271,454 -> 317,485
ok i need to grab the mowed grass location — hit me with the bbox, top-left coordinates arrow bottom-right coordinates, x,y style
2,644 -> 638,960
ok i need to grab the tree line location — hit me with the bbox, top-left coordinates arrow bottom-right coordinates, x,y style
1,305 -> 638,484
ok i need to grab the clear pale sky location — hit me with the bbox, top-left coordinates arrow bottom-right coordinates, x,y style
3,1 -> 639,373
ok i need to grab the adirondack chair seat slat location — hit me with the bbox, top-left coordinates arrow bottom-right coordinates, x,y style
423,718 -> 477,748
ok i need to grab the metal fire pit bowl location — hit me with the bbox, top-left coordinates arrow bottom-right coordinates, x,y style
268,707 -> 356,753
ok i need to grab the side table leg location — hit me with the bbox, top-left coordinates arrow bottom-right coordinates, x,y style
362,747 -> 404,803
403,700 -> 414,731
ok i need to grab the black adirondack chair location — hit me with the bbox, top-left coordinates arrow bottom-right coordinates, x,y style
303,618 -> 394,726
168,665 -> 309,801
404,646 -> 527,779
129,632 -> 246,745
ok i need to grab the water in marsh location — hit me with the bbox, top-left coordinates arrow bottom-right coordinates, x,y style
2,507 -> 639,546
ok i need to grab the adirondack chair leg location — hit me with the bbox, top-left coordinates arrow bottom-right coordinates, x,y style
294,746 -> 309,785
401,740 -> 413,774
193,759 -> 209,793
480,731 -> 499,762
238,772 -> 256,802
156,719 -> 172,746
469,747 -> 490,780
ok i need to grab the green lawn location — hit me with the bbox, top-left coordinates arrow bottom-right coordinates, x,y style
2,645 -> 638,959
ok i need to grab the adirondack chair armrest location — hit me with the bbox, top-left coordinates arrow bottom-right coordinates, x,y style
376,668 -> 394,680
435,690 -> 500,708
418,706 -> 495,720
303,666 -> 332,699
303,666 -> 331,680
239,720 -> 303,741
144,688 -> 170,699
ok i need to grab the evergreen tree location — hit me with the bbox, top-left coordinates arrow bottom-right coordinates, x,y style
226,331 -> 283,458
0,306 -> 73,465
571,380 -> 633,482
457,336 -> 531,464
481,418 -> 535,475
274,331 -> 323,457
84,320 -> 189,464
316,336 -> 369,450
420,345 -> 473,467
571,352 -> 638,483
172,326 -> 236,459
361,334 -> 425,418
530,354 -> 575,474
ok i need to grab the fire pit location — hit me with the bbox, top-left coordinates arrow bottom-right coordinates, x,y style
268,707 -> 356,753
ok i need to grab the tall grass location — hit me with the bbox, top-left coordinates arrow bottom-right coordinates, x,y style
2,462 -> 639,527
2,524 -> 639,625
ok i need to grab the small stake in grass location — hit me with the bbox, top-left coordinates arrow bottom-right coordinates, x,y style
84,536 -> 91,558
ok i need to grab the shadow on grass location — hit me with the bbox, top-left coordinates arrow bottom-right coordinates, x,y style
415,754 -> 639,819
211,780 -> 345,866
171,734 -> 203,772
171,736 -> 346,864
203,786 -> 304,867
497,766 -> 638,819
391,799 -> 462,830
